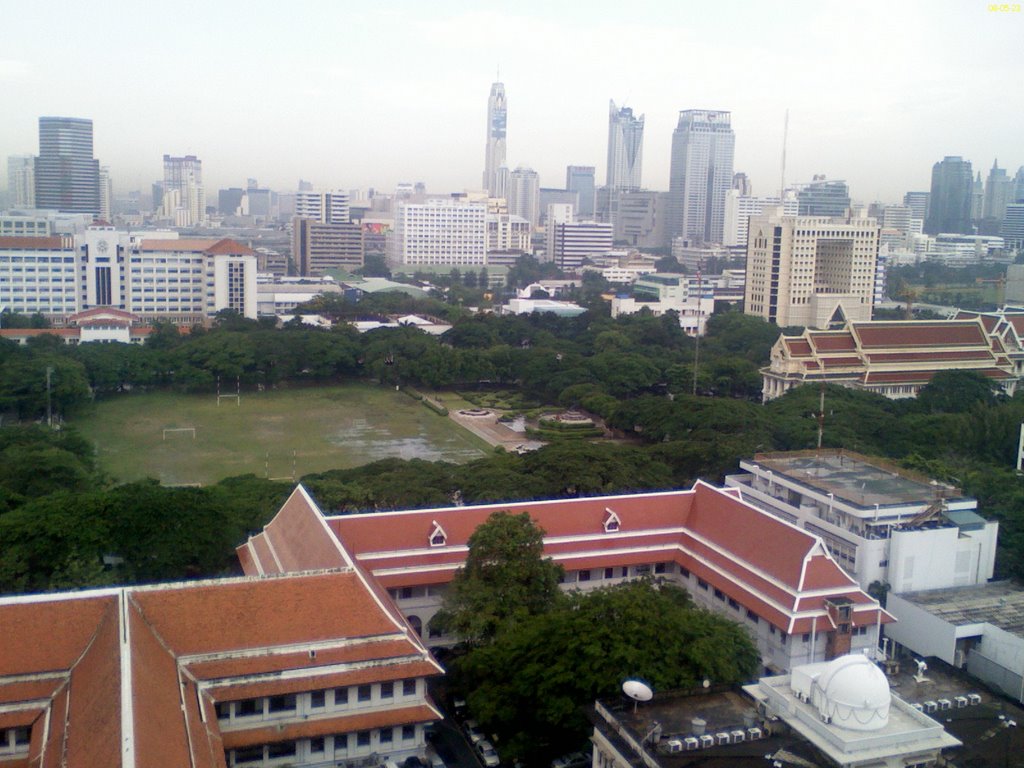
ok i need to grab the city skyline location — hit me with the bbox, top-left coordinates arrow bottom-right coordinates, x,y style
1,1 -> 1021,202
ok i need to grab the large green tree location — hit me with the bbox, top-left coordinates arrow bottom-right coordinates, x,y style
457,581 -> 759,761
429,511 -> 564,644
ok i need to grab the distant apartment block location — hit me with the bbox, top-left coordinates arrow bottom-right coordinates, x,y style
548,220 -> 613,272
292,218 -> 363,276
6,154 -> 35,208
0,227 -> 257,322
744,211 -> 880,328
391,199 -> 487,267
162,154 -> 205,226
723,190 -> 799,247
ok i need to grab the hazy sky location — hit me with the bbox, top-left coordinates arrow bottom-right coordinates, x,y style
2,0 -> 1021,204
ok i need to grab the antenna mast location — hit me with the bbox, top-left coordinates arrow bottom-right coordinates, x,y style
780,109 -> 789,199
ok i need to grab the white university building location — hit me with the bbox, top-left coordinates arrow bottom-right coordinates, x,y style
391,199 -> 487,267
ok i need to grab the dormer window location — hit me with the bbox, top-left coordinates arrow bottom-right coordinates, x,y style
429,521 -> 447,547
603,508 -> 621,533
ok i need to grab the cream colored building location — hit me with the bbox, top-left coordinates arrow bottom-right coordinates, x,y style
744,210 -> 880,328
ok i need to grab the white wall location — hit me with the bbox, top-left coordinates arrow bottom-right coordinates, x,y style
884,594 -> 962,664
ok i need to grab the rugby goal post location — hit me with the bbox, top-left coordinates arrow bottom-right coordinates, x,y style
162,427 -> 196,440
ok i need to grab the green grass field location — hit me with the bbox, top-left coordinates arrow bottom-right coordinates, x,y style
73,384 -> 491,486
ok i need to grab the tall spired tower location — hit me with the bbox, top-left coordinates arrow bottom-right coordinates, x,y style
483,82 -> 507,196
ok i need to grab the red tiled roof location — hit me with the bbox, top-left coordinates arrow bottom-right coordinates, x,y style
865,367 -> 1013,384
809,333 -> 856,352
820,356 -> 862,368
130,572 -> 405,655
0,594 -> 116,676
219,703 -> 440,750
137,237 -> 254,256
785,339 -> 813,356
866,350 -> 993,363
853,321 -> 986,348
0,236 -> 71,250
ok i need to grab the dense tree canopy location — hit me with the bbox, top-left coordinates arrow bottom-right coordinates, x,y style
430,511 -> 563,644
455,581 -> 759,761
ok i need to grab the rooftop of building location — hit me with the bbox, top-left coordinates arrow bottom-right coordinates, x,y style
894,580 -> 1024,636
744,450 -> 968,509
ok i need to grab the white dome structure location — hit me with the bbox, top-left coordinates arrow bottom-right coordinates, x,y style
812,654 -> 891,731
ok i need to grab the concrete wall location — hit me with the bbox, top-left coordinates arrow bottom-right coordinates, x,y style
884,593 -> 962,664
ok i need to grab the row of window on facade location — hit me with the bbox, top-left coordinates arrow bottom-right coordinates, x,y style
228,724 -> 420,766
216,680 -> 420,721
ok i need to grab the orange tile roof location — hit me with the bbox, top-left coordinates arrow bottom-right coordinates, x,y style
853,320 -> 986,348
0,594 -> 116,676
129,572 -> 405,656
219,703 -> 440,750
136,237 -> 254,256
0,236 -> 71,250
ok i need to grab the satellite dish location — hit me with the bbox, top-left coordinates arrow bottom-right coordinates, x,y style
623,680 -> 654,702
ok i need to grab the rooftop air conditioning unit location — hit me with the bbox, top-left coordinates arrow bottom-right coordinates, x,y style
730,730 -> 746,743
938,699 -> 952,711
716,732 -> 731,745
912,703 -> 924,712
923,701 -> 938,713
666,739 -> 683,754
699,735 -> 715,749
747,727 -> 763,740
968,694 -> 982,705
684,737 -> 700,751
954,696 -> 968,709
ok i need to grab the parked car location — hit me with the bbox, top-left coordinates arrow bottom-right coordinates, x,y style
476,739 -> 501,768
464,719 -> 485,745
551,751 -> 590,768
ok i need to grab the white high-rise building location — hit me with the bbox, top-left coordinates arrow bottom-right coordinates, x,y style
606,101 -> 644,191
668,110 -> 735,244
392,199 -> 487,266
508,166 -> 540,229
6,155 -> 35,208
744,209 -> 880,329
483,82 -> 507,196
162,154 -> 205,226
486,213 -> 532,254
723,190 -> 798,247
294,190 -> 350,224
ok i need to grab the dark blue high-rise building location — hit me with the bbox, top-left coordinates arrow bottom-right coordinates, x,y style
33,117 -> 100,215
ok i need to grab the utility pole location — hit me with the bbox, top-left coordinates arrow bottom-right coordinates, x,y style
816,384 -> 826,453
46,366 -> 54,428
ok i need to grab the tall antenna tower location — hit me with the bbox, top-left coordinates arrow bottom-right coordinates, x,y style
779,109 -> 789,199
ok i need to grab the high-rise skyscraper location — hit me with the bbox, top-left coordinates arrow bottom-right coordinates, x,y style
983,160 -> 1013,222
508,166 -> 540,229
34,117 -> 100,215
483,82 -> 507,196
98,166 -> 112,222
566,166 -> 596,218
903,191 -> 930,221
162,155 -> 205,226
6,155 -> 35,208
797,178 -> 850,217
667,110 -> 735,244
605,101 -> 644,191
925,156 -> 973,235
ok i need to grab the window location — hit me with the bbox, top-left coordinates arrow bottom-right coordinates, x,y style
268,694 -> 296,713
234,746 -> 264,763
357,685 -> 372,702
357,731 -> 371,747
578,570 -> 591,582
215,702 -> 231,719
679,566 -> 690,578
334,687 -> 349,706
402,725 -> 416,741
697,578 -> 709,590
802,633 -> 811,643
268,742 -> 296,759
236,698 -> 262,717
746,609 -> 759,623
310,737 -> 325,753
728,598 -> 740,610
403,679 -> 417,696
334,734 -> 349,753
714,588 -> 725,601
780,632 -> 787,645
654,562 -> 668,574
310,690 -> 326,708
605,567 -> 614,579
380,682 -> 394,699
380,728 -> 393,744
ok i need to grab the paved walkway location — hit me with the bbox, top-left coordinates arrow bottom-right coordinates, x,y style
434,400 -> 543,453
